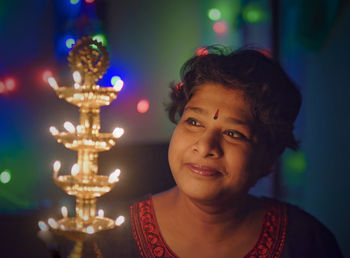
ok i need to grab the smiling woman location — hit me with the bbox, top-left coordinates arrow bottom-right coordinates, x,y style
121,47 -> 343,258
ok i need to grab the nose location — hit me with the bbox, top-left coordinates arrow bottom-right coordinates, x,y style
192,130 -> 223,158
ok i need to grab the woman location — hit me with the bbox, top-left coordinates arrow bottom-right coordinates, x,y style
127,47 -> 343,258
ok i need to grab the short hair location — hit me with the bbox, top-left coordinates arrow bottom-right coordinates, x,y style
167,46 -> 302,156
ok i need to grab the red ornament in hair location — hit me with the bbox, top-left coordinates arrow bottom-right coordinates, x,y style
175,82 -> 184,96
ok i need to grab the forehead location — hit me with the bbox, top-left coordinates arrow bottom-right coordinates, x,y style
186,83 -> 252,120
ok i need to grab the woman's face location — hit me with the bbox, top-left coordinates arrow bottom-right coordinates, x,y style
168,83 -> 270,203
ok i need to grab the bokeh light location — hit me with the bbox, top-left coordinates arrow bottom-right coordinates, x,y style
0,81 -> 5,94
93,34 -> 107,46
85,0 -> 95,3
65,38 -> 76,49
70,0 -> 80,4
42,70 -> 53,83
111,75 -> 121,86
242,3 -> 267,24
137,99 -> 150,114
0,169 -> 12,184
213,21 -> 228,35
196,47 -> 209,56
5,78 -> 16,91
208,8 -> 221,21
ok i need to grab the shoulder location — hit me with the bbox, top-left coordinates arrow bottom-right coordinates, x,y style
265,199 -> 343,258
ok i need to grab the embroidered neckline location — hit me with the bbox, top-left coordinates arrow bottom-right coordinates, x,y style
131,195 -> 287,257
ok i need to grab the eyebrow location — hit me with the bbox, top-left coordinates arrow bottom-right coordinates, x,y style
184,106 -> 250,125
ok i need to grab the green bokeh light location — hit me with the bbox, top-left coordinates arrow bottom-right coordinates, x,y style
208,8 -> 221,21
111,76 -> 121,86
0,169 -> 11,184
70,0 -> 80,4
93,34 -> 107,46
282,150 -> 307,186
242,3 -> 267,24
65,38 -> 76,49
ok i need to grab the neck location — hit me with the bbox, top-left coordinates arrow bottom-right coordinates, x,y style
166,187 -> 259,241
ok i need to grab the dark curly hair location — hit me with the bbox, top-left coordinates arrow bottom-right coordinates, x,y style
167,46 -> 302,156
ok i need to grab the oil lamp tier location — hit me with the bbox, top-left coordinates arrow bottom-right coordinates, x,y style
53,133 -> 116,151
54,86 -> 120,108
53,175 -> 118,198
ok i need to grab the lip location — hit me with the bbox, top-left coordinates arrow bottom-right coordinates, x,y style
185,163 -> 222,177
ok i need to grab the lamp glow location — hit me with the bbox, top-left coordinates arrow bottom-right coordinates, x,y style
113,127 -> 124,138
115,216 -> 125,226
71,163 -> 80,176
48,77 -> 58,90
64,121 -> 76,133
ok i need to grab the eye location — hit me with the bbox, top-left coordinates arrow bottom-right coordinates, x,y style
224,130 -> 247,140
184,117 -> 201,127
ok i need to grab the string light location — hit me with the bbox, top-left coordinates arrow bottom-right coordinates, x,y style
137,99 -> 150,114
5,78 -> 16,91
42,70 -> 53,83
213,21 -> 228,35
208,8 -> 221,21
0,170 -> 11,184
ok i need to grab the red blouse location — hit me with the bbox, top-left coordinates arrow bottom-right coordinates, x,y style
130,196 -> 287,258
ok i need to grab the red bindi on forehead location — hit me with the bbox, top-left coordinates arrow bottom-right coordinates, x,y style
213,109 -> 219,120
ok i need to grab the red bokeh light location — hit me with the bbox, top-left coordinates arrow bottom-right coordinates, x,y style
196,47 -> 209,56
85,0 -> 95,3
42,70 -> 53,83
5,78 -> 16,91
213,21 -> 228,35
0,81 -> 5,94
137,99 -> 150,114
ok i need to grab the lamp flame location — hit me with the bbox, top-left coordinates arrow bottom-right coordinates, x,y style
63,121 -> 76,133
115,215 -> 125,226
49,126 -> 59,136
98,209 -> 104,217
71,163 -> 80,176
113,127 -> 124,138
108,169 -> 121,183
48,218 -> 58,229
38,221 -> 49,231
48,77 -> 58,90
53,160 -> 61,173
113,80 -> 124,91
73,71 -> 82,84
61,206 -> 68,218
